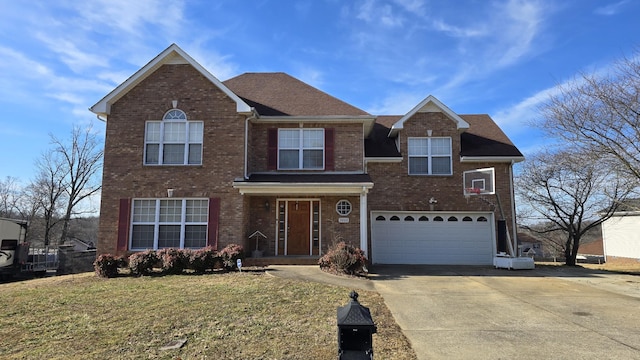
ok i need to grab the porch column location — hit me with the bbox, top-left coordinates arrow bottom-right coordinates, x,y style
360,191 -> 368,256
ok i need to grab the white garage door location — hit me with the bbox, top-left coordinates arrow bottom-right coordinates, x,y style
371,211 -> 495,265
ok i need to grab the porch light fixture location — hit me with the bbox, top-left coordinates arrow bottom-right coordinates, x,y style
167,188 -> 174,198
429,197 -> 437,211
264,200 -> 270,211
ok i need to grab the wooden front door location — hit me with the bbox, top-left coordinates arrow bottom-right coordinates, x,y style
287,201 -> 311,255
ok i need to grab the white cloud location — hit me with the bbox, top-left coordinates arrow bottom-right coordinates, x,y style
431,19 -> 487,38
356,0 -> 404,27
594,0 -> 630,16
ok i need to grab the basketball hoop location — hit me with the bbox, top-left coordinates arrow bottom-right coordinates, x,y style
464,188 -> 482,195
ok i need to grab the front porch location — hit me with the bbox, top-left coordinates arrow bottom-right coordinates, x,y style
244,256 -> 320,267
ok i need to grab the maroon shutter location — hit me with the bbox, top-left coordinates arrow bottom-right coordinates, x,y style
117,198 -> 131,253
267,128 -> 278,170
325,128 -> 335,171
207,198 -> 220,250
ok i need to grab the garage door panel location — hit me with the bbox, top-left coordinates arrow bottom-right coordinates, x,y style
371,211 -> 494,265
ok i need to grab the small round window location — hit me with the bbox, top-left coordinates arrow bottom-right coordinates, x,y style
336,200 -> 352,216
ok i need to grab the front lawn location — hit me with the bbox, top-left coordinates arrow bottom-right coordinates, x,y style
0,271 -> 416,359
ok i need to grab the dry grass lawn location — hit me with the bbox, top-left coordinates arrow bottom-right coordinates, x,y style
0,271 -> 416,360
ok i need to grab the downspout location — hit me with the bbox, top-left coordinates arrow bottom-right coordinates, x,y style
509,160 -> 518,256
244,109 -> 258,180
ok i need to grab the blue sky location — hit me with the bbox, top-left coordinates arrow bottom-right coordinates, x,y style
1,0 -> 639,184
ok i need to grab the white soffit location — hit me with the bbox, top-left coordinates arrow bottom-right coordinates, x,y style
89,43 -> 251,118
388,95 -> 470,137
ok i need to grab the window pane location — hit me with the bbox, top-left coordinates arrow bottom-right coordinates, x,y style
158,225 -> 181,248
432,157 -> 451,174
188,144 -> 202,165
279,149 -> 299,168
146,122 -> 161,142
163,144 -> 185,164
163,122 -> 186,142
408,139 -> 428,156
133,200 -> 156,222
131,225 -> 154,249
189,122 -> 203,143
160,200 -> 182,222
279,129 -> 299,148
303,149 -> 323,168
184,225 -> 207,248
409,157 -> 428,174
145,144 -> 159,164
164,110 -> 186,120
186,200 -> 208,222
303,130 -> 323,148
431,138 -> 451,155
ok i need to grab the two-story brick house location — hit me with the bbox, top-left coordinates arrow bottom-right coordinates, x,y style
91,44 -> 523,265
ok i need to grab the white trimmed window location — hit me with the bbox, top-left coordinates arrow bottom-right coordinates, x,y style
144,109 -> 203,165
408,137 -> 452,175
130,199 -> 208,250
278,129 -> 324,169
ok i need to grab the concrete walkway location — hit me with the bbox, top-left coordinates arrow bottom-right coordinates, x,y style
268,265 -> 640,360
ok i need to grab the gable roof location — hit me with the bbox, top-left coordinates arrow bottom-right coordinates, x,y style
365,114 -> 523,161
223,72 -> 370,117
388,95 -> 469,136
90,44 -> 251,119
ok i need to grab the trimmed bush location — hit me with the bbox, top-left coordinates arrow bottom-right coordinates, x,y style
128,250 -> 158,276
319,242 -> 368,276
218,244 -> 245,271
186,247 -> 220,273
157,248 -> 188,275
93,254 -> 126,278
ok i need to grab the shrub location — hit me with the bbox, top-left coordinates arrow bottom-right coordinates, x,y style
93,254 -> 126,278
218,244 -> 245,271
319,242 -> 368,276
157,248 -> 187,275
128,250 -> 158,276
186,247 -> 220,273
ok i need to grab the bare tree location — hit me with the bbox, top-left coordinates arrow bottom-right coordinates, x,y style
28,151 -> 68,246
50,124 -> 103,244
539,49 -> 640,184
0,176 -> 21,218
516,150 -> 633,266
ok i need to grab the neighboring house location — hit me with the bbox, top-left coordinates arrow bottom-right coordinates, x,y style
578,238 -> 604,257
90,44 -> 524,265
516,232 -> 544,258
602,200 -> 640,265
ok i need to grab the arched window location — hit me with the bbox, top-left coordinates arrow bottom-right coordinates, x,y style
390,216 -> 400,221
144,109 -> 203,165
419,216 -> 429,221
462,216 -> 473,222
433,216 -> 444,221
404,216 -> 415,221
448,216 -> 458,221
477,216 -> 488,222
375,215 -> 386,221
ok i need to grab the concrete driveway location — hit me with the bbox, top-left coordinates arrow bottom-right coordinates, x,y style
370,265 -> 640,360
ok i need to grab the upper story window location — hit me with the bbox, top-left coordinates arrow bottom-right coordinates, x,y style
408,137 -> 452,175
278,129 -> 324,170
144,109 -> 203,165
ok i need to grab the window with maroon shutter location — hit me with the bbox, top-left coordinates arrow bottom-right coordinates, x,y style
325,128 -> 334,171
117,198 -> 131,252
267,128 -> 278,170
207,198 -> 220,249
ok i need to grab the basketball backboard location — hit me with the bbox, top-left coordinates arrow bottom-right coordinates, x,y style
463,167 -> 495,196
